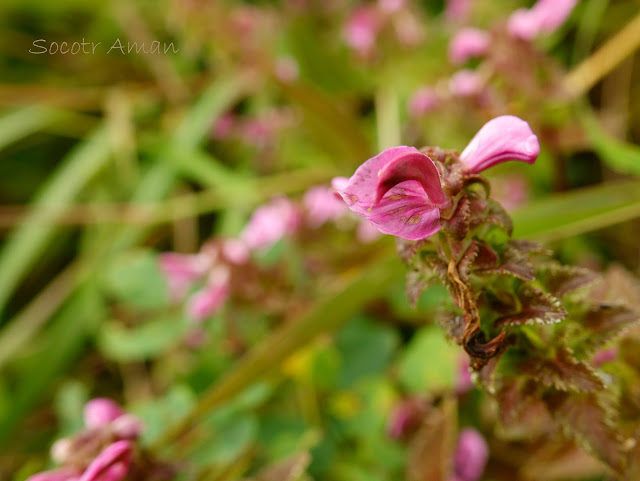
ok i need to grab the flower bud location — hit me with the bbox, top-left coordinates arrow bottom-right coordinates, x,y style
84,399 -> 124,429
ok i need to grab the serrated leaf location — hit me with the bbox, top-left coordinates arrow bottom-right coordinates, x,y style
508,239 -> 552,256
457,241 -> 479,282
519,347 -> 604,392
539,263 -> 598,297
477,243 -> 535,281
472,242 -> 499,271
582,305 -> 640,348
396,238 -> 425,265
471,199 -> 513,235
445,195 -> 472,240
545,392 -> 626,474
495,286 -> 567,327
406,271 -> 433,307
495,379 -> 554,438
407,397 -> 457,481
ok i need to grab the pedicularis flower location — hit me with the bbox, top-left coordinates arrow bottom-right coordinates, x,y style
335,115 -> 539,240
448,28 -> 491,65
508,0 -> 577,40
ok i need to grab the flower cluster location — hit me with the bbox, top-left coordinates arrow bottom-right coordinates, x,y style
159,184 -> 381,328
27,399 -> 169,481
408,0 -> 578,116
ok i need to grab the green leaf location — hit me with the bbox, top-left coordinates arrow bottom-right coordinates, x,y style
513,180 -> 640,241
397,326 -> 459,393
97,316 -> 187,362
101,249 -> 168,310
335,316 -> 399,388
581,109 -> 640,177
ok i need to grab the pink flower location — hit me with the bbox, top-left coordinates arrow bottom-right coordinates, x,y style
460,115 -> 539,173
158,252 -> 211,301
379,0 -> 404,13
303,186 -> 348,228
274,56 -> 299,83
445,0 -> 471,23
111,414 -> 144,440
187,268 -> 230,322
453,428 -> 489,481
386,399 -> 422,439
408,87 -> 439,117
449,69 -> 484,97
212,113 -> 235,140
222,238 -> 250,264
456,356 -> 474,395
335,146 -> 447,241
79,441 -> 132,481
448,28 -> 490,65
508,0 -> 577,40
241,197 -> 300,250
593,347 -> 618,367
84,399 -> 125,429
343,6 -> 381,57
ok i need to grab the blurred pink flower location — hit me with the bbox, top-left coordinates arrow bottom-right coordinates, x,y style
274,56 -> 299,83
386,399 -> 423,439
449,69 -> 484,97
456,356 -> 474,395
335,146 -> 447,240
408,87 -> 440,117
343,5 -> 381,56
448,28 -> 490,65
593,347 -> 618,367
303,186 -> 348,228
158,252 -> 211,301
241,197 -> 301,250
378,0 -> 404,13
222,238 -> 250,264
508,0 -> 577,40
493,174 -> 529,210
187,268 -> 230,322
453,428 -> 489,481
212,113 -> 236,140
445,0 -> 471,23
460,115 -> 539,173
84,399 -> 125,429
111,414 -> 144,440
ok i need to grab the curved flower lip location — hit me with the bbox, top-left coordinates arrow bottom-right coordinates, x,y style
336,146 -> 447,240
460,115 -> 540,173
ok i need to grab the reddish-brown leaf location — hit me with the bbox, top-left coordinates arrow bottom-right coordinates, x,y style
495,286 -> 566,327
519,347 -> 604,392
539,263 -> 598,298
545,392 -> 626,475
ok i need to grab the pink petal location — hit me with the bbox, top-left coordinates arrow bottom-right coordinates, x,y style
448,28 -> 491,65
303,186 -> 348,228
186,269 -> 230,322
110,414 -> 144,440
222,238 -> 250,264
445,0 -> 471,23
408,87 -> 439,118
336,146 -> 446,241
460,115 -> 539,173
241,197 -> 300,250
79,441 -> 132,481
532,0 -> 577,34
507,8 -> 541,40
449,69 -> 484,97
158,252 -> 211,301
84,399 -> 125,429
453,428 -> 489,481
343,6 -> 381,56
593,347 -> 618,367
27,468 -> 81,481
